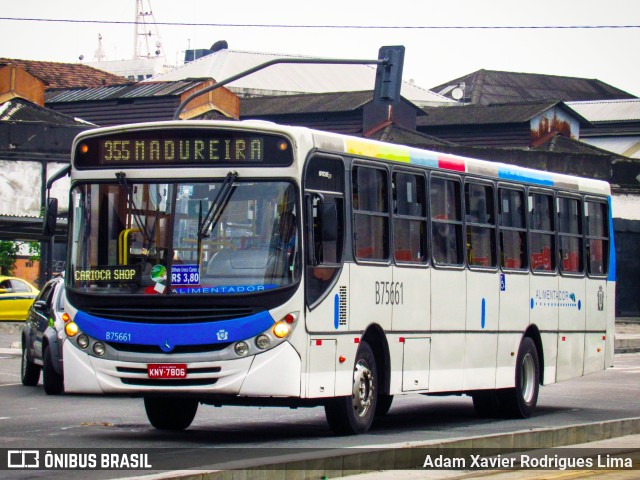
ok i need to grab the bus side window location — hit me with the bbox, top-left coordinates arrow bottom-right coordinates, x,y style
353,166 -> 389,261
499,188 -> 527,270
557,196 -> 583,274
392,171 -> 427,263
528,192 -> 556,272
430,176 -> 463,266
585,200 -> 609,275
465,182 -> 496,267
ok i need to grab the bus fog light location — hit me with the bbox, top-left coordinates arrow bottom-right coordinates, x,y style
77,334 -> 89,349
234,341 -> 249,357
273,321 -> 290,339
65,322 -> 79,337
255,334 -> 270,349
93,342 -> 106,356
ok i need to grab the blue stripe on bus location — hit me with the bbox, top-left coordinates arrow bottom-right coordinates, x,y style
498,167 -> 554,187
608,196 -> 616,282
334,293 -> 340,330
74,309 -> 275,351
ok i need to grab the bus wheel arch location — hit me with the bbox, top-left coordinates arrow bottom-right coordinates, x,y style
524,325 -> 544,385
499,334 -> 541,418
362,324 -> 393,416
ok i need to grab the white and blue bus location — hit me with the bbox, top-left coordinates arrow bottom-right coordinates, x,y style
57,120 -> 615,434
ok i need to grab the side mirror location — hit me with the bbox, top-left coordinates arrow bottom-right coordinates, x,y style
43,197 -> 58,236
33,300 -> 48,311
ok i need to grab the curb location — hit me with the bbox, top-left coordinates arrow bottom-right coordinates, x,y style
132,417 -> 640,480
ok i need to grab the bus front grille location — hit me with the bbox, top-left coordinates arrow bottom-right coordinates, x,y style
86,306 -> 259,323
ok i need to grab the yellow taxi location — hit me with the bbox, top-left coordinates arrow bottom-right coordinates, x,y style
0,276 -> 40,321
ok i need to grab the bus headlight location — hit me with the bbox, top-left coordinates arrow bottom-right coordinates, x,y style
77,334 -> 89,349
255,334 -> 270,349
93,342 -> 106,356
234,341 -> 249,357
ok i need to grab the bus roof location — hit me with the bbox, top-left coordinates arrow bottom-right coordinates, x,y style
310,130 -> 611,197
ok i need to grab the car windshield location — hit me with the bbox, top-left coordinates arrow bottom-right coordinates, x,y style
68,179 -> 300,296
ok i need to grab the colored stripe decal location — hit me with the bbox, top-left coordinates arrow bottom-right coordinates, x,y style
438,157 -> 466,172
498,166 -> 554,186
74,309 -> 275,350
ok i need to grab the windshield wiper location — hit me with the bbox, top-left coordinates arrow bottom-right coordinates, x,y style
116,172 -> 157,250
198,171 -> 238,239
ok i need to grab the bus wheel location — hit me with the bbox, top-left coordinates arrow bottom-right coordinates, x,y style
499,337 -> 540,418
325,340 -> 377,435
144,397 -> 198,430
43,345 -> 64,395
375,394 -> 394,416
21,342 -> 41,387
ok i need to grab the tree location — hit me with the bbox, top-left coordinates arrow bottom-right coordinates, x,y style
0,241 -> 19,276
0,241 -> 40,275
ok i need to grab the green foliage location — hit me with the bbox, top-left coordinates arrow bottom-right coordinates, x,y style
0,241 -> 19,276
0,241 -> 41,275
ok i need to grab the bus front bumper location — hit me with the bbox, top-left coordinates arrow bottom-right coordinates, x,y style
62,340 -> 302,397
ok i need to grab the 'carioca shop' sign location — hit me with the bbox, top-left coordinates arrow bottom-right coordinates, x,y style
74,265 -> 141,284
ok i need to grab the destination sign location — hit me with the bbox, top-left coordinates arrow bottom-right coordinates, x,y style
75,129 -> 293,168
73,265 -> 142,285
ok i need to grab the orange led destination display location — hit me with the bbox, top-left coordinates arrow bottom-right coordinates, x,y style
75,129 -> 293,168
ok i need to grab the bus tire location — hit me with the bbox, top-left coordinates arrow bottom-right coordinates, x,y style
21,341 -> 41,387
144,397 -> 198,431
499,336 -> 540,418
375,394 -> 394,416
471,390 -> 501,418
325,340 -> 377,435
43,345 -> 64,395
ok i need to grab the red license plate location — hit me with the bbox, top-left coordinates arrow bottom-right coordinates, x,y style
147,364 -> 187,379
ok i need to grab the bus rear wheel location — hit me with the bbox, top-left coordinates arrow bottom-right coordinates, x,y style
499,336 -> 540,418
325,340 -> 378,435
144,397 -> 198,430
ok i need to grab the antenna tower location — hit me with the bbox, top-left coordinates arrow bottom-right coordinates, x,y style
134,0 -> 165,60
94,33 -> 107,62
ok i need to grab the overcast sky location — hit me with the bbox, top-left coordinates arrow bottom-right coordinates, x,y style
1,0 -> 639,96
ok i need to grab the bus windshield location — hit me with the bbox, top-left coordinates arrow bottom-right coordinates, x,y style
68,178 -> 300,296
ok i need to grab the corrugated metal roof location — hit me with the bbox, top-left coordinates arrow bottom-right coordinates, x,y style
580,137 -> 640,159
45,81 -> 202,104
146,49 -> 453,107
242,91 -> 378,116
432,69 -> 637,105
418,101 -> 586,127
567,99 -> 640,123
0,98 -> 93,126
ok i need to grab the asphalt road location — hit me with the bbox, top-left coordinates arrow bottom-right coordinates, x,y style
1,320 -> 639,479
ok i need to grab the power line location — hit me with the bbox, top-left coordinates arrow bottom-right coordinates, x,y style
0,16 -> 639,30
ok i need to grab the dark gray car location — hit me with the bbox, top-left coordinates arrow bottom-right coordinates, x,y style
21,275 -> 65,395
